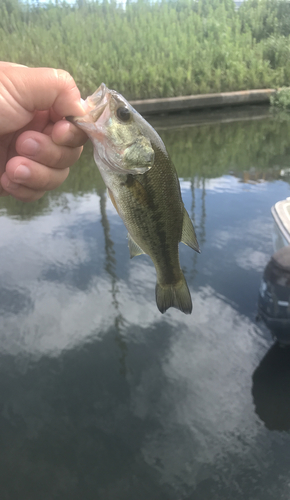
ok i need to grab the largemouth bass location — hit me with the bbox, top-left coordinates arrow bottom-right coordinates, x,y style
68,84 -> 200,314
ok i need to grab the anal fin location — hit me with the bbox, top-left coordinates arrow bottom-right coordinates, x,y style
181,208 -> 200,253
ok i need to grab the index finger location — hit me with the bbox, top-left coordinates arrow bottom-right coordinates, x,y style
1,66 -> 86,131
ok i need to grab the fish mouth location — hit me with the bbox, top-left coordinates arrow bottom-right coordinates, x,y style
66,83 -> 109,129
87,82 -> 107,107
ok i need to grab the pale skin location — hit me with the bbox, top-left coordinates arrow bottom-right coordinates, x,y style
0,62 -> 87,202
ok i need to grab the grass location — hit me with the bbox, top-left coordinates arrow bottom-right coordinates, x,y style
0,0 -> 290,99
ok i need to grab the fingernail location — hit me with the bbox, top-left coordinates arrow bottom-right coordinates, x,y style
21,138 -> 39,156
14,165 -> 31,181
80,98 -> 87,112
61,122 -> 75,143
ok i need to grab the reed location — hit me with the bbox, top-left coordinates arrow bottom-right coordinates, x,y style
0,0 -> 290,99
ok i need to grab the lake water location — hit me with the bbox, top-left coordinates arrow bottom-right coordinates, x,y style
0,106 -> 290,500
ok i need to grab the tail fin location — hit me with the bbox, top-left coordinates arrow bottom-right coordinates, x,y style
155,274 -> 192,314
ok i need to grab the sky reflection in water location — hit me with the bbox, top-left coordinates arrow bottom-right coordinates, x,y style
0,108 -> 290,499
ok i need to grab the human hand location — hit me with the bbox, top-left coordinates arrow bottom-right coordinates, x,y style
0,62 -> 87,202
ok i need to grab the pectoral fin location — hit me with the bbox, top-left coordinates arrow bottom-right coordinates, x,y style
128,233 -> 146,259
107,188 -> 120,216
181,208 -> 200,253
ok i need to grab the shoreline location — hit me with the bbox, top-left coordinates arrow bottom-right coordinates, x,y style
130,89 -> 276,115
147,105 -> 271,130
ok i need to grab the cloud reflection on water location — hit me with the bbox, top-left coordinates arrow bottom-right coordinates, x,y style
1,176 -> 290,499
0,181 -> 277,359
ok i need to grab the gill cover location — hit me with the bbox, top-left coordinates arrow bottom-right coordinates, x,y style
71,83 -> 155,175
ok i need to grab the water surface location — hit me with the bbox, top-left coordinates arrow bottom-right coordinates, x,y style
1,107 -> 290,500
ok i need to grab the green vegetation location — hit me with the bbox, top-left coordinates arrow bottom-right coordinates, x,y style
270,87 -> 290,110
161,114 -> 290,179
0,0 -> 290,99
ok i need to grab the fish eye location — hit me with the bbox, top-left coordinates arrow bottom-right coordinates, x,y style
116,106 -> 131,122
